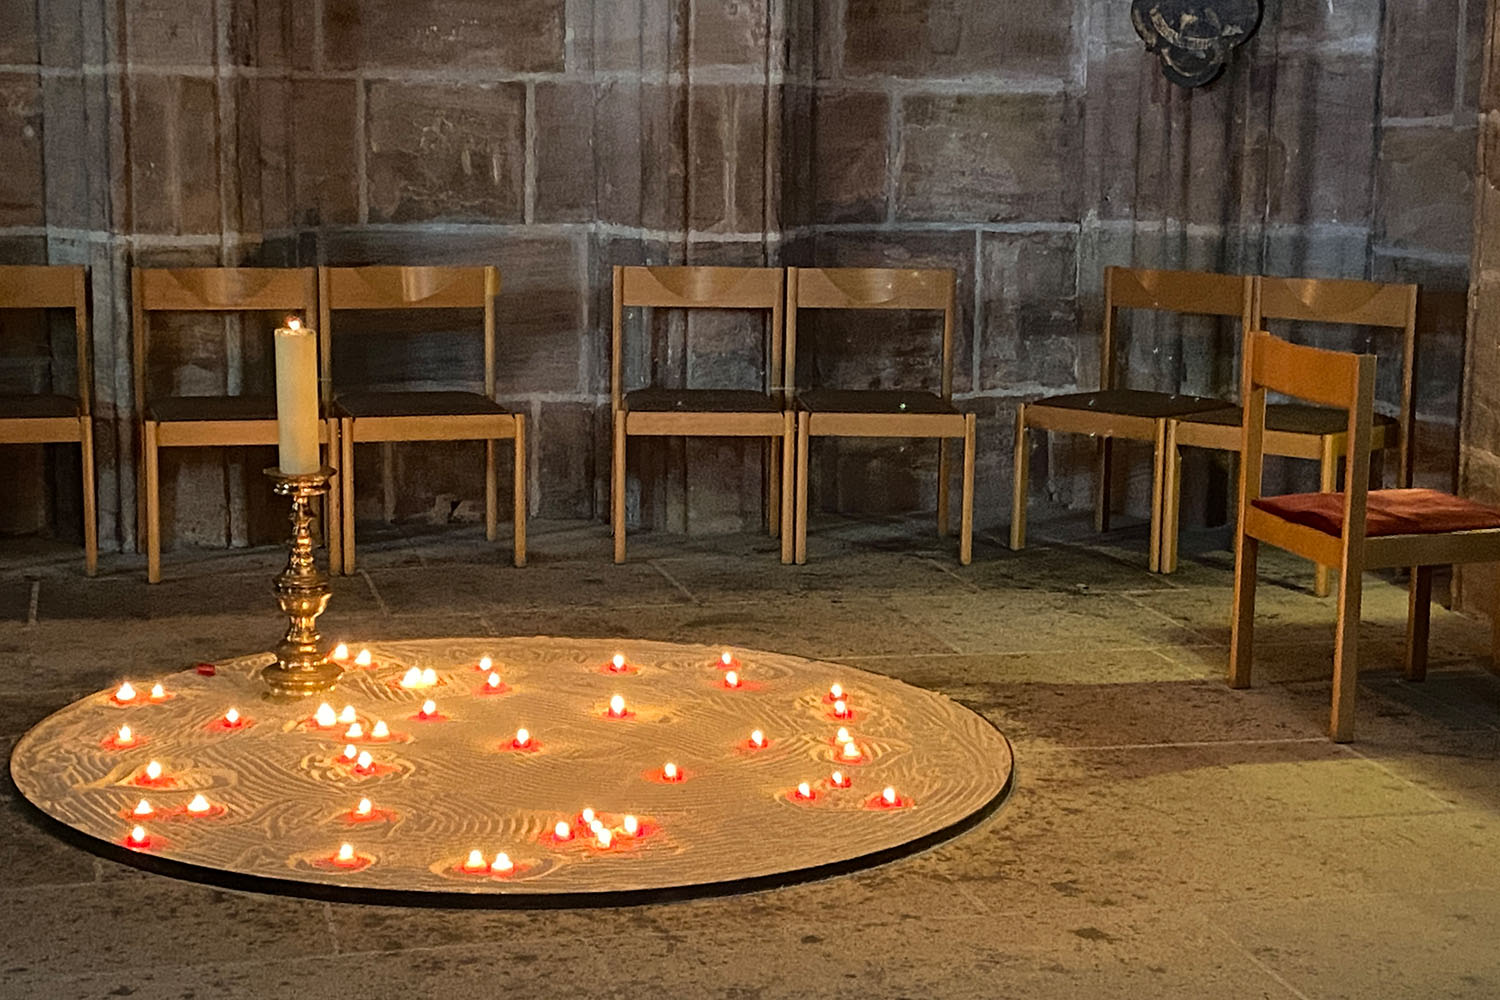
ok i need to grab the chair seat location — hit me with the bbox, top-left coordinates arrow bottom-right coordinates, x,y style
625,388 -> 781,413
1031,388 -> 1233,420
797,389 -> 956,415
1253,488 -> 1500,538
147,395 -> 276,422
335,391 -> 508,418
1179,402 -> 1399,435
0,394 -> 79,419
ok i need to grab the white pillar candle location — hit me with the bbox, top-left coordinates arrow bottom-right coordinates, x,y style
273,318 -> 320,474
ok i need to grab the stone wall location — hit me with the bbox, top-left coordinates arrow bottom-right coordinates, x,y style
0,0 -> 1484,555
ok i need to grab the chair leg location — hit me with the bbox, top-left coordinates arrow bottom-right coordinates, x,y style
325,417 -> 342,576
937,438 -> 952,537
780,412 -> 795,565
512,416 -> 527,568
80,417 -> 97,576
795,411 -> 810,565
485,439 -> 498,544
144,420 -> 161,584
341,418 -> 356,574
1330,555 -> 1365,743
612,415 -> 627,564
1160,421 -> 1183,574
136,423 -> 148,554
1228,534 -> 1258,689
1094,436 -> 1114,534
1314,437 -> 1336,597
380,441 -> 396,525
1149,420 -> 1165,574
1009,404 -> 1028,551
1403,565 -> 1432,682
959,414 -> 975,566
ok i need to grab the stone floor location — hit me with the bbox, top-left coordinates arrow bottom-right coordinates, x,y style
3,508 -> 1500,999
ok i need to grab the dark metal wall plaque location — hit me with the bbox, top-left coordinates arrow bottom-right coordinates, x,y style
1132,0 -> 1263,88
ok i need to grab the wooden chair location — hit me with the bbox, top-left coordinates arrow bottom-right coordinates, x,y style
611,265 -> 792,564
323,265 -> 524,572
1230,331 -> 1500,742
788,266 -> 974,565
0,266 -> 97,574
134,267 -> 335,583
1161,275 -> 1417,593
1010,266 -> 1251,568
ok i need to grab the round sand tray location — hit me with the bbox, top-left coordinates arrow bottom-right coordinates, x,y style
10,638 -> 1012,905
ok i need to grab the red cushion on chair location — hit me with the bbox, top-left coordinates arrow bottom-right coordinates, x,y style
1253,488 -> 1500,537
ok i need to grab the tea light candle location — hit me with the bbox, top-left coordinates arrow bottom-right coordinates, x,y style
354,649 -> 372,668
882,786 -> 898,806
133,798 -> 154,817
420,668 -> 437,686
829,683 -> 844,700
354,751 -> 374,774
399,667 -> 423,689
418,700 -> 437,720
490,852 -> 514,874
128,825 -> 149,847
335,843 -> 356,864
622,815 -> 640,837
485,671 -> 502,691
332,643 -> 349,661
749,729 -> 765,748
341,744 -> 358,762
554,820 -> 572,841
114,681 -> 136,704
370,720 -> 389,740
795,781 -> 813,800
315,703 -> 337,728
144,760 -> 163,782
580,808 -> 596,826
338,705 -> 356,725
720,651 -> 734,667
589,819 -> 605,836
463,849 -> 487,873
223,708 -> 242,728
835,727 -> 852,744
187,794 -> 211,815
273,316 -> 320,474
149,683 -> 166,702
478,656 -> 492,673
662,762 -> 680,782
344,722 -> 364,740
831,770 -> 851,788
832,699 -> 850,719
724,670 -> 740,689
596,828 -> 613,848
355,798 -> 372,818
610,653 -> 627,672
608,695 -> 626,718
841,741 -> 861,761
513,727 -> 531,749
116,724 -> 136,747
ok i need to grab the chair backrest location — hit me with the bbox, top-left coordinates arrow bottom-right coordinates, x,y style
1255,275 -> 1419,485
611,265 -> 785,411
1240,331 -> 1377,546
319,266 -> 499,403
1101,266 -> 1254,396
0,265 -> 91,415
131,267 -> 318,416
786,266 -> 957,399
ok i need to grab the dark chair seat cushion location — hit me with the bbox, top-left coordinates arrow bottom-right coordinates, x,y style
1032,388 -> 1234,419
1180,402 -> 1398,435
1253,488 -> 1500,538
625,388 -> 781,413
147,395 -> 276,422
0,394 -> 79,419
335,391 -> 508,418
797,389 -> 956,415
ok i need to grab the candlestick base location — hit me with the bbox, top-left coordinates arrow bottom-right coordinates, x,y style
262,466 -> 341,697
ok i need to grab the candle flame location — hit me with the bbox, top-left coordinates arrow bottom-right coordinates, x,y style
338,705 -> 356,724
833,699 -> 849,717
224,708 -> 240,726
882,786 -> 897,805
830,683 -> 844,700
662,762 -> 678,781
724,670 -> 739,688
354,649 -> 372,667
720,651 -> 733,666
491,852 -> 514,873
464,849 -> 486,872
750,729 -> 765,747
128,825 -> 148,845
336,843 -> 354,862
836,727 -> 852,744
187,794 -> 210,814
622,815 -> 639,836
479,656 -> 492,672
315,703 -> 337,728
286,316 -> 302,331
420,668 -> 437,686
115,682 -> 136,702
831,770 -> 846,787
514,727 -> 530,747
371,720 -> 389,740
608,694 -> 625,716
144,760 -> 162,781
355,751 -> 373,771
345,722 -> 364,740
149,683 -> 165,701
399,667 -> 422,688
486,671 -> 501,689
342,744 -> 358,761
611,653 -> 626,671
355,798 -> 372,817
554,820 -> 571,841
580,808 -> 595,825
133,799 -> 153,817
117,725 -> 134,744
332,643 -> 349,660
796,782 -> 812,799
420,699 -> 437,717
842,741 -> 860,760
596,828 -> 613,848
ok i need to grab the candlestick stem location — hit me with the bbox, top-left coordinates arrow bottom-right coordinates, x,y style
262,466 -> 341,696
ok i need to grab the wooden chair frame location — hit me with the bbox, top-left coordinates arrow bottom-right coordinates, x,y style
133,266 -> 333,583
787,266 -> 973,565
0,265 -> 97,574
610,265 -> 793,564
1010,267 -> 1251,568
1230,331 -> 1500,742
1161,275 -> 1418,594
321,265 -> 524,572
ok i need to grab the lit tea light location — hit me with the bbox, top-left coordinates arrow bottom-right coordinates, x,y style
421,668 -> 437,686
832,699 -> 851,719
589,819 -> 605,835
335,843 -> 356,864
148,683 -> 166,702
127,825 -> 149,847
332,643 -> 349,661
608,694 -> 627,718
723,670 -> 740,689
749,729 -> 766,748
338,705 -> 356,725
354,649 -> 372,668
314,703 -> 337,728
720,651 -> 734,667
580,808 -> 596,826
113,681 -> 136,704
418,700 -> 438,720
478,656 -> 492,673
512,727 -> 531,749
622,815 -> 640,837
354,751 -> 374,774
795,781 -> 813,800
144,760 -> 163,782
882,786 -> 898,806
132,798 -> 154,817
484,671 -> 503,691
399,667 -> 423,689
609,653 -> 627,673
829,683 -> 844,700
344,722 -> 364,740
222,708 -> 242,728
341,744 -> 358,763
115,724 -> 136,748
841,741 -> 861,761
354,798 -> 372,818
370,720 -> 389,740
831,770 -> 851,788
490,852 -> 514,874
596,828 -> 613,848
186,794 -> 211,815
662,762 -> 680,782
554,820 -> 572,841
463,849 -> 487,873
835,727 -> 852,744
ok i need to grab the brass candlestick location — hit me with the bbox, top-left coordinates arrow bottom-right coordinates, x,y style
261,466 -> 341,696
